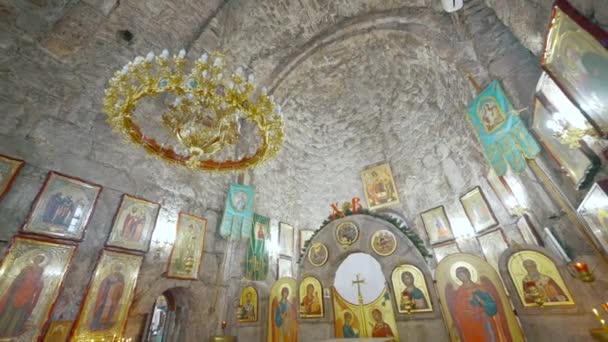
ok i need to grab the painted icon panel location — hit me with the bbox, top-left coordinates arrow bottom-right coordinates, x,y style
361,162 -> 400,210
307,242 -> 328,267
335,221 -> 359,248
22,172 -> 101,241
332,287 -> 400,340
299,276 -> 324,318
106,194 -> 160,252
0,236 -> 76,342
371,229 -> 397,256
71,250 -> 143,341
391,265 -> 433,313
238,286 -> 258,323
436,253 -> 525,342
268,278 -> 298,342
421,206 -> 454,245
43,321 -> 73,342
166,212 -> 207,280
460,187 -> 498,233
508,250 -> 574,307
0,154 -> 24,200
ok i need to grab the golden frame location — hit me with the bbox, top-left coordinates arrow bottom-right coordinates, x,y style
22,171 -> 102,242
360,162 -> 400,210
391,265 -> 433,314
307,242 -> 328,267
335,221 -> 359,248
299,276 -> 324,318
0,154 -> 24,201
267,277 -> 298,342
71,249 -> 143,341
542,0 -> 608,137
370,229 -> 397,256
43,320 -> 73,342
0,236 -> 76,341
166,212 -> 207,280
508,250 -> 575,307
237,286 -> 258,323
106,194 -> 161,253
436,253 -> 525,342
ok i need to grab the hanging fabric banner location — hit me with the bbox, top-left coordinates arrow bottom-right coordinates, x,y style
466,80 -> 541,176
219,184 -> 255,240
246,213 -> 270,280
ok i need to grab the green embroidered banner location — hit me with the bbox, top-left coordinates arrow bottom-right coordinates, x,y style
246,214 -> 270,280
466,80 -> 541,175
219,184 -> 255,240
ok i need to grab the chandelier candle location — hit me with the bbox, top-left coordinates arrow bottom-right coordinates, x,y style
104,49 -> 284,172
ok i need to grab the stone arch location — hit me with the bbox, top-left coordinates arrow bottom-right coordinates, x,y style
128,285 -> 206,342
266,7 -> 485,95
297,214 -> 448,341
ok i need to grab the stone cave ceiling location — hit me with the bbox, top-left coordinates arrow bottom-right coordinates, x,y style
9,0 -> 603,233
231,9 -> 484,230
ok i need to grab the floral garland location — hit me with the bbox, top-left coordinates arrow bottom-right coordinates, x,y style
297,208 -> 431,264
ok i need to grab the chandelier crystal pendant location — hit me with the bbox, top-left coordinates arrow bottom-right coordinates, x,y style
103,49 -> 284,171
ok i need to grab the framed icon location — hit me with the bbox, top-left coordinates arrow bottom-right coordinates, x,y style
460,187 -> 498,233
22,171 -> 102,241
421,206 -> 454,245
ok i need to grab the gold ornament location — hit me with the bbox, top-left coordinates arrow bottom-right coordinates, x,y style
103,49 -> 284,172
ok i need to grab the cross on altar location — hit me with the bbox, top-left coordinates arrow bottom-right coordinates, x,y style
352,274 -> 366,305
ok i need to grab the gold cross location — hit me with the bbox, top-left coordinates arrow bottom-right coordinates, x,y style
352,274 -> 366,305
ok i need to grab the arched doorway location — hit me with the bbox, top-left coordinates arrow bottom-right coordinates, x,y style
145,291 -> 176,342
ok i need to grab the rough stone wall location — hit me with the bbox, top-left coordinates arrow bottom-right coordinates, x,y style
0,0 -> 237,340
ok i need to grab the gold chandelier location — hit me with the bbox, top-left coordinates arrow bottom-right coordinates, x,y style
103,49 -> 284,171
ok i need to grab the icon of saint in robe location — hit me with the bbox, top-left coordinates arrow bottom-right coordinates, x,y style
90,264 -> 125,331
121,207 -> 146,241
240,293 -> 256,321
342,312 -> 359,338
271,287 -> 297,342
255,223 -> 266,240
446,266 -> 513,342
370,309 -> 394,337
43,193 -> 76,228
434,217 -> 449,238
300,284 -> 321,315
0,254 -> 46,338
400,271 -> 428,310
521,259 -> 568,303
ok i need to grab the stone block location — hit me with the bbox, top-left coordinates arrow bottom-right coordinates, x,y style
40,3 -> 104,59
82,0 -> 119,16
